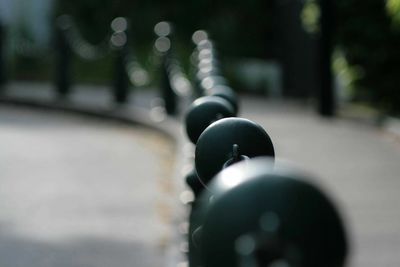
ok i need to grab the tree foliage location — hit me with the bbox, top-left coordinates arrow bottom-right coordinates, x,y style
336,0 -> 400,113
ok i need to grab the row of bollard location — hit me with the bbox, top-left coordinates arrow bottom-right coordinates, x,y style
0,15 -> 179,110
54,16 -> 194,111
0,15 -> 196,121
55,16 -> 188,111
0,15 -> 186,114
182,32 -> 348,267
54,15 -> 132,103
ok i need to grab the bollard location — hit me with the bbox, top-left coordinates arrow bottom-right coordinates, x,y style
192,36 -> 222,97
192,158 -> 348,267
195,117 -> 275,184
185,96 -> 236,144
111,17 -> 130,104
188,118 -> 275,267
317,0 -> 335,117
161,53 -> 177,114
206,85 -> 239,114
55,15 -> 72,99
184,94 -> 238,196
198,57 -> 221,73
154,21 -> 177,115
195,63 -> 221,82
0,22 -> 5,88
185,169 -> 204,197
198,75 -> 227,92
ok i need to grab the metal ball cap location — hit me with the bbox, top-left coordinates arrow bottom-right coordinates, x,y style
196,157 -> 348,267
185,96 -> 235,144
185,169 -> 204,197
195,118 -> 274,184
207,85 -> 239,115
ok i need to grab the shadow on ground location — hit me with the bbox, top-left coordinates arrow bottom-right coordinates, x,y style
0,227 -> 162,267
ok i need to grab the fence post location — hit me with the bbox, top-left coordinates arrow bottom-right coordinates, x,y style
111,17 -> 130,104
317,0 -> 335,116
185,116 -> 275,267
154,22 -> 177,115
0,22 -> 6,88
161,52 -> 177,115
55,16 -> 72,99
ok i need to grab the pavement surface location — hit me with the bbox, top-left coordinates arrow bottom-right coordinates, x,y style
241,97 -> 400,267
0,105 -> 175,267
1,82 -> 400,267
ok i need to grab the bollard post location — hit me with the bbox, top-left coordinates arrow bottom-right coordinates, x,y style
187,117 -> 275,267
154,21 -> 177,115
206,85 -> 239,115
184,95 -> 237,197
55,15 -> 72,99
161,52 -> 177,115
112,44 -> 129,104
0,22 -> 5,88
195,117 -> 275,183
193,158 -> 348,267
317,0 -> 335,116
111,17 -> 130,104
185,96 -> 235,144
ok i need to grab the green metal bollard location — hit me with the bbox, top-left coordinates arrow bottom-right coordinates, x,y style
154,21 -> 177,115
188,118 -> 275,267
185,96 -> 235,144
195,117 -> 275,184
185,169 -> 204,198
111,17 -> 130,104
160,53 -> 177,115
184,96 -> 237,197
54,15 -> 72,99
0,22 -> 5,88
193,158 -> 348,267
206,85 -> 239,115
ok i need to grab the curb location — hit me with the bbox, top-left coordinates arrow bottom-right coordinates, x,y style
0,95 -> 178,139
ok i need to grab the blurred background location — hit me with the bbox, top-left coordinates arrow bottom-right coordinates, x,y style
0,0 -> 399,115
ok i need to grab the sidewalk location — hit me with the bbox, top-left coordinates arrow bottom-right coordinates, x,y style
0,105 -> 175,267
241,96 -> 400,267
1,82 -> 400,267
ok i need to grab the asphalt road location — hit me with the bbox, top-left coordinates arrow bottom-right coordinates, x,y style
0,105 -> 175,267
241,97 -> 400,267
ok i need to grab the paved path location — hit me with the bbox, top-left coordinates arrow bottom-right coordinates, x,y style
0,105 -> 175,267
241,97 -> 400,267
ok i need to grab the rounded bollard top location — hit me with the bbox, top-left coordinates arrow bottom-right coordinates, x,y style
207,85 -> 239,114
200,75 -> 227,91
185,169 -> 205,197
185,96 -> 235,144
195,157 -> 348,267
195,117 -> 274,184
